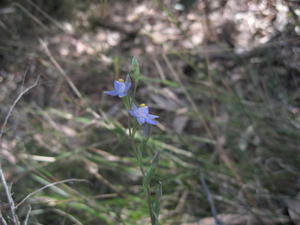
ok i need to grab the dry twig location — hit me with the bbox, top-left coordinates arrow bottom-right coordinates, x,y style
23,205 -> 31,225
15,178 -> 87,209
0,166 -> 20,225
200,173 -> 224,225
0,75 -> 39,225
0,76 -> 40,140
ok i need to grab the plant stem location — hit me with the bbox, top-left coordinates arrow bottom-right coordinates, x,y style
0,164 -> 20,225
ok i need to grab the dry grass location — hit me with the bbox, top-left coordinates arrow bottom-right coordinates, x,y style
0,0 -> 300,224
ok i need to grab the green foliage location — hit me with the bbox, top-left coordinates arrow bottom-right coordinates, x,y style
131,57 -> 142,81
1,1 -> 300,224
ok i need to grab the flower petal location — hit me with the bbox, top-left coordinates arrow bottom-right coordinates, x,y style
129,104 -> 138,117
124,81 -> 131,93
129,109 -> 137,117
145,118 -> 157,125
148,114 -> 159,119
131,103 -> 138,111
114,80 -> 122,89
137,117 -> 145,125
139,106 -> 149,114
104,90 -> 118,96
125,75 -> 132,90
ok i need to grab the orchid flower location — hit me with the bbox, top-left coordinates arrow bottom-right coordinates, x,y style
129,103 -> 159,125
104,75 -> 131,98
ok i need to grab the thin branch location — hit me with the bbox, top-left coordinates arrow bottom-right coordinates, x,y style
0,166 -> 19,225
26,0 -> 66,31
0,209 -> 8,225
200,173 -> 224,225
0,75 -> 39,225
23,205 -> 31,225
12,3 -> 48,30
0,75 -> 40,140
16,178 -> 87,209
162,53 -> 215,140
52,208 -> 84,225
39,39 -> 82,99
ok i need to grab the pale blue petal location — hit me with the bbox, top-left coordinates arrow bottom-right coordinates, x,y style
148,114 -> 159,119
118,82 -> 126,93
124,81 -> 131,92
139,106 -> 149,115
131,103 -> 138,111
125,76 -> 132,92
137,117 -> 145,125
122,81 -> 131,96
104,90 -> 118,96
129,109 -> 137,117
129,104 -> 138,117
114,80 -> 122,89
145,118 -> 157,125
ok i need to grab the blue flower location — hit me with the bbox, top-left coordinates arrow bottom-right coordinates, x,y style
129,103 -> 159,125
104,76 -> 131,97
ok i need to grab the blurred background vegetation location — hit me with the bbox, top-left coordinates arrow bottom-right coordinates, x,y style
0,0 -> 300,224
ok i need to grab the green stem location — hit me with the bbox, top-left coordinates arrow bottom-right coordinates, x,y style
145,185 -> 156,225
122,93 -> 157,225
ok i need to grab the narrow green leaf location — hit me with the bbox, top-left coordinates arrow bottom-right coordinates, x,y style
153,181 -> 162,225
143,151 -> 160,188
122,95 -> 130,109
140,76 -> 179,87
131,57 -> 141,81
31,174 -> 69,197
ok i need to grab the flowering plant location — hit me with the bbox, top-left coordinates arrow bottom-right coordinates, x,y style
104,57 -> 161,225
129,103 -> 159,125
104,76 -> 131,98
